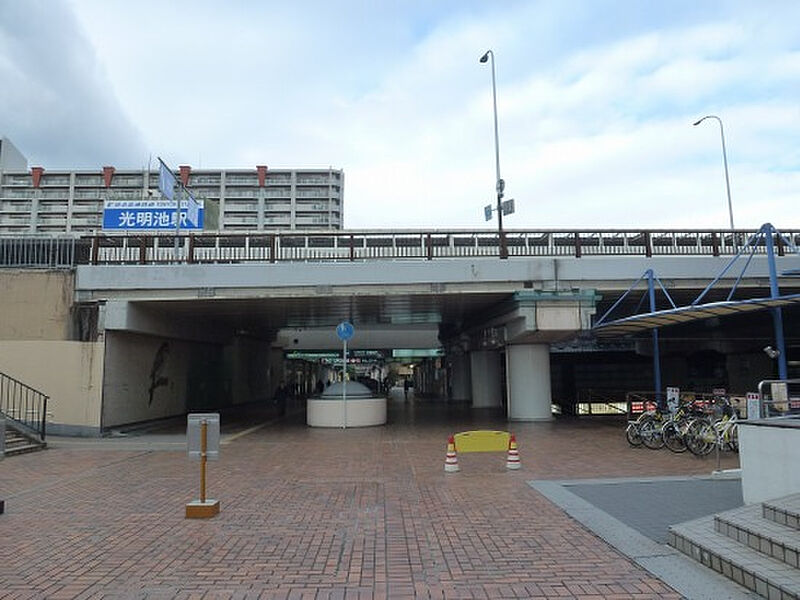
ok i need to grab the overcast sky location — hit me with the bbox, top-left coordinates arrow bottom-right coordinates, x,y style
1,0 -> 798,230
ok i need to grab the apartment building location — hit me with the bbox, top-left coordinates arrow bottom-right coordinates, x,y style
0,138 -> 344,234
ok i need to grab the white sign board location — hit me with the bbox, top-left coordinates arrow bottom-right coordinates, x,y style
666,386 -> 680,413
771,382 -> 789,412
187,413 -> 220,461
746,392 -> 760,420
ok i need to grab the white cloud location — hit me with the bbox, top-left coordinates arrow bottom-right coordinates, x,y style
0,0 -> 147,167
4,0 -> 798,231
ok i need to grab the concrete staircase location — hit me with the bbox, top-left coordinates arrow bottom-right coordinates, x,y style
2,422 -> 46,457
669,494 -> 800,599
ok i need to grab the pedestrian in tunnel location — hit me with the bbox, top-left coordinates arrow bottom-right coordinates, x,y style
403,377 -> 411,401
273,382 -> 288,417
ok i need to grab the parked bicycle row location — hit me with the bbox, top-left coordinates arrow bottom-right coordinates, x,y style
625,395 -> 739,456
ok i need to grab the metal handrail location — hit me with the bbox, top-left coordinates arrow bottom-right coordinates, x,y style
0,228 -> 797,266
0,371 -> 49,442
756,379 -> 800,419
0,236 -> 77,268
79,227 -> 798,265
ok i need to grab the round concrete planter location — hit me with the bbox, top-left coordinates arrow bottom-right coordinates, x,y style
307,381 -> 387,428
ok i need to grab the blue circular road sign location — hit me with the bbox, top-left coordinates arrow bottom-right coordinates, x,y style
336,321 -> 354,341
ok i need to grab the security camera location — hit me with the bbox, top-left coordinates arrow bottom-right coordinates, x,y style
763,346 -> 780,359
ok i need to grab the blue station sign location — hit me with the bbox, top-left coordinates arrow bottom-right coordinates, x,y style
102,200 -> 205,231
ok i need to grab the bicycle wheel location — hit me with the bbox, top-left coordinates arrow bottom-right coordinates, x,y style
726,423 -> 739,452
662,421 -> 687,453
686,419 -> 716,456
626,422 -> 643,447
640,417 -> 665,449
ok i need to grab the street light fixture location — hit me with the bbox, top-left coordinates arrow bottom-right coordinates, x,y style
693,115 -> 735,233
480,49 -> 508,259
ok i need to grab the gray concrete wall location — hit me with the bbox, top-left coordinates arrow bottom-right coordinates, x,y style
76,255 -> 795,299
227,336 -> 275,405
102,331 -> 233,428
740,422 -> 800,503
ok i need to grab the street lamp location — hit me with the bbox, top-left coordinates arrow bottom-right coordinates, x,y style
480,49 -> 508,259
693,115 -> 735,232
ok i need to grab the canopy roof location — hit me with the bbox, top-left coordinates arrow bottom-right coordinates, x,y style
593,294 -> 800,337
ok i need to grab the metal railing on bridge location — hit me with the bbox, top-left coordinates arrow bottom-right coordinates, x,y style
0,228 -> 798,266
81,228 -> 799,265
0,236 -> 78,268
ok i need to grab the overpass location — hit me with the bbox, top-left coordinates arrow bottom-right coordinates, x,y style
1,227 -> 798,435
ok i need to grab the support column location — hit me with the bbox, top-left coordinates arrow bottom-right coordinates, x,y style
506,343 -> 552,421
470,350 -> 502,408
449,352 -> 471,402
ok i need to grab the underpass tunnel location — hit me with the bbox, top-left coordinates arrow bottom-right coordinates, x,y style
88,278 -> 800,433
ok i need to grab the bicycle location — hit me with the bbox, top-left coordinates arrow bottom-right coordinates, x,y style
661,399 -> 710,453
685,398 -> 739,456
625,404 -> 665,449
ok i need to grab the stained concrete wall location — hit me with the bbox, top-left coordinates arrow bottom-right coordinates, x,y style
102,331 -> 276,428
102,331 -> 240,428
0,270 -> 74,340
0,270 -> 103,435
0,341 -> 104,435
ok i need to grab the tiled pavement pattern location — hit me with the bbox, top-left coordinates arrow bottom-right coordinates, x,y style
0,396 -> 741,599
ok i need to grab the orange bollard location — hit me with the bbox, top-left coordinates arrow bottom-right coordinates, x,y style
506,433 -> 521,470
444,435 -> 460,472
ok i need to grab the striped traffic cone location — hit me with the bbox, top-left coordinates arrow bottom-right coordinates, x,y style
444,435 -> 460,472
506,434 -> 521,470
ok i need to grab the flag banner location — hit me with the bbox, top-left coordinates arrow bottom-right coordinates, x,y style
103,199 -> 204,230
158,160 -> 176,201
186,192 -> 200,227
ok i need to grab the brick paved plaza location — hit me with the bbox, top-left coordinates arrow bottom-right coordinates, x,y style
0,395 -> 740,599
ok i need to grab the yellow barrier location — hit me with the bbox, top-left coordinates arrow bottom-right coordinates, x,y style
453,430 -> 511,453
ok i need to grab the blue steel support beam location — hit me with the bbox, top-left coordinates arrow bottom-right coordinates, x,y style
764,224 -> 788,380
647,269 -> 663,408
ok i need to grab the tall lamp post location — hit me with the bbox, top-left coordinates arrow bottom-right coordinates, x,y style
693,115 -> 735,233
480,49 -> 508,259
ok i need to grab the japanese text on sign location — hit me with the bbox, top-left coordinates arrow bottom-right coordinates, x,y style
102,200 -> 204,230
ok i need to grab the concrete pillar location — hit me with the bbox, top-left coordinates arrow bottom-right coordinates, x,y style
506,343 -> 552,421
470,350 -> 502,408
449,352 -> 471,402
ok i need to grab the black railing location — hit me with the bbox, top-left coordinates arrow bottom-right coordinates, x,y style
0,228 -> 797,266
0,371 -> 49,442
0,236 -> 77,268
80,228 -> 798,265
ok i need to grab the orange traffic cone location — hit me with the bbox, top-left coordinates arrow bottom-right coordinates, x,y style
444,435 -> 460,472
506,434 -> 521,470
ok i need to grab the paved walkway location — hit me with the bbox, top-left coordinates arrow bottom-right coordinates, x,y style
0,393 -> 741,599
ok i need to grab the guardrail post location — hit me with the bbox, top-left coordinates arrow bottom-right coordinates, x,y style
644,232 -> 652,258
574,232 -> 581,258
41,396 -> 48,442
269,234 -> 276,263
349,235 -> 355,262
426,234 -> 432,260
